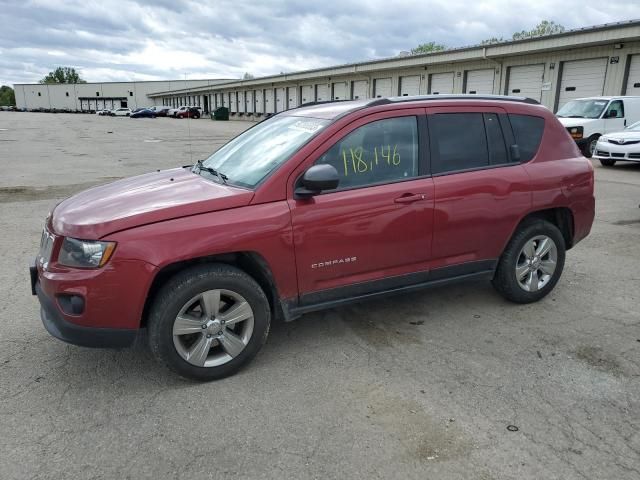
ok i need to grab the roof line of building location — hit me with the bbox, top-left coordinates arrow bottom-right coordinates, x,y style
14,78 -> 236,87
149,19 -> 640,97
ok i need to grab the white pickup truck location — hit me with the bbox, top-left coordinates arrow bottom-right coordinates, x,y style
557,96 -> 640,157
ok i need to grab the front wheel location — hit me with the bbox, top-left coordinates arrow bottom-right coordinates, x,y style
492,220 -> 566,304
148,264 -> 271,380
600,159 -> 616,167
582,135 -> 599,158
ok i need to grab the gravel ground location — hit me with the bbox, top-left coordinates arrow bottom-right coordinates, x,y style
0,112 -> 639,480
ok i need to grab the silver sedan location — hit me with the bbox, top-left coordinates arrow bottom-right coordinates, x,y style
593,121 -> 640,167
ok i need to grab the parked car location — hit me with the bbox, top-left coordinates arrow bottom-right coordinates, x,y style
169,106 -> 201,118
153,107 -> 172,117
592,120 -> 640,166
111,108 -> 132,117
96,109 -> 111,116
176,107 -> 201,119
30,95 -> 595,380
556,96 -> 640,157
130,108 -> 156,119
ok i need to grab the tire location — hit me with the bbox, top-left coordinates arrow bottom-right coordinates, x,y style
600,159 -> 616,167
582,135 -> 599,158
492,219 -> 566,304
148,264 -> 271,381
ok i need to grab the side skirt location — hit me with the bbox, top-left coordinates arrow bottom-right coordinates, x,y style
283,260 -> 497,321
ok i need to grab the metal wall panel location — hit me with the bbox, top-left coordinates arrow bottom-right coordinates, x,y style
300,85 -> 314,104
505,64 -> 545,101
625,54 -> 640,95
373,77 -> 392,97
351,80 -> 368,99
399,75 -> 420,96
465,69 -> 495,94
429,72 -> 454,94
557,57 -> 607,107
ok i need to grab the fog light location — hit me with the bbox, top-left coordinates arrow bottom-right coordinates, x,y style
57,294 -> 85,315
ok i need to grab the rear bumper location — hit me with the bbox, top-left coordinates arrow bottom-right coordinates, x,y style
35,280 -> 137,348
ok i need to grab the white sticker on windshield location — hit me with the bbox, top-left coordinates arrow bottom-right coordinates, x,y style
288,119 -> 325,134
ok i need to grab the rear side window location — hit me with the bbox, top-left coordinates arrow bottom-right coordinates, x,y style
508,114 -> 544,162
430,113 -> 488,173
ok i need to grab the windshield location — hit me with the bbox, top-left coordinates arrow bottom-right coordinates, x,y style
556,99 -> 608,119
199,115 -> 330,188
626,120 -> 640,131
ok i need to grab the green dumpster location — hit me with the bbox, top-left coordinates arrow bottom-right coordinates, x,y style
211,107 -> 229,121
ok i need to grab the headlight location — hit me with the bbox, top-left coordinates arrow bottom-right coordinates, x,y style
58,238 -> 116,268
568,126 -> 584,140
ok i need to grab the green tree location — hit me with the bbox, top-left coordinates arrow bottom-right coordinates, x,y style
512,20 -> 565,40
411,41 -> 447,55
480,36 -> 505,45
0,85 -> 15,106
242,72 -> 255,80
39,67 -> 87,84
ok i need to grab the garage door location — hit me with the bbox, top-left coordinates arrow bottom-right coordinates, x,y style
429,72 -> 454,94
625,54 -> 640,95
239,91 -> 246,113
557,58 -> 607,107
506,64 -> 544,101
229,93 -> 237,113
265,89 -> 275,113
245,90 -> 254,113
465,69 -> 495,94
352,80 -> 368,100
255,90 -> 264,113
399,75 -> 420,96
332,82 -> 347,100
316,84 -> 329,102
374,78 -> 392,98
275,88 -> 286,112
287,87 -> 298,108
300,85 -> 314,104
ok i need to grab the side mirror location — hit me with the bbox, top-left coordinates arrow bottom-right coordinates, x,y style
510,144 -> 521,162
607,109 -> 618,118
295,164 -> 339,198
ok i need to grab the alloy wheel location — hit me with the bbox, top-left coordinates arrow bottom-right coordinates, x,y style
515,235 -> 558,292
172,289 -> 254,367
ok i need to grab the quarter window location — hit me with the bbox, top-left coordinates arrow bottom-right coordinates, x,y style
315,116 -> 419,190
508,114 -> 545,162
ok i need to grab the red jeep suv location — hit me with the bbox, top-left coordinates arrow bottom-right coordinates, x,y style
31,95 -> 595,380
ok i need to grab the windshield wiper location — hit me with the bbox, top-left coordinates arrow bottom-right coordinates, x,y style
194,159 -> 228,184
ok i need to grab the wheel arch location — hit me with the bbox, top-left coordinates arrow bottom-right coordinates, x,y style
509,207 -> 575,252
140,252 -> 283,328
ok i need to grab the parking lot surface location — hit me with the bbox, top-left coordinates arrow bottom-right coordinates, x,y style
1,112 -> 639,480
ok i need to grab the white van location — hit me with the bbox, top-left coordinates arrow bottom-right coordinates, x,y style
556,96 -> 640,157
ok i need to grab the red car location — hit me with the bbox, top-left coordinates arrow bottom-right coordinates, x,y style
175,107 -> 201,119
31,95 -> 595,380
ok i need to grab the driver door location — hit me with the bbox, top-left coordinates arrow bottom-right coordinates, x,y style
287,110 -> 435,305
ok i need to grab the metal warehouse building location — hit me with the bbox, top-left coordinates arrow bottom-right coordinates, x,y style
147,20 -> 640,118
13,79 -> 232,112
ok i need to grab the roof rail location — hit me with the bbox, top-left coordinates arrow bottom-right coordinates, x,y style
368,94 -> 541,106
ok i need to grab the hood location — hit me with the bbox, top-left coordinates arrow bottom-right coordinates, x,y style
600,130 -> 640,141
52,168 -> 254,239
557,117 -> 597,128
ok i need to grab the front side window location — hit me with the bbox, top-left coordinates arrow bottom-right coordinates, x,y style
315,116 -> 419,190
605,100 -> 624,118
201,115 -> 329,189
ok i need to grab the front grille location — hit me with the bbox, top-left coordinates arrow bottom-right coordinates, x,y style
611,153 -> 625,158
595,150 -> 610,157
608,139 -> 640,145
629,153 -> 640,159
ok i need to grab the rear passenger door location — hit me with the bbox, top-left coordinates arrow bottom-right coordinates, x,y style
427,107 -> 533,273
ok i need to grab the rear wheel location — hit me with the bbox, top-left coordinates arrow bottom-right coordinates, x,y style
599,159 -> 616,167
492,220 -> 566,304
148,264 -> 270,380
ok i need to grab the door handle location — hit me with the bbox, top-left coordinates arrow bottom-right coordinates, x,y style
394,193 -> 426,204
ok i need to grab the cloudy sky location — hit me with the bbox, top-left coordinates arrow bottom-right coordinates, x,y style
2,0 -> 640,86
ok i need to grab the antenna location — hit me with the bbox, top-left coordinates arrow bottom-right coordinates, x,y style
185,73 -> 193,164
